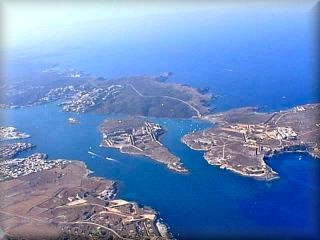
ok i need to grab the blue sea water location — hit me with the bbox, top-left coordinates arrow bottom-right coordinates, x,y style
2,103 -> 319,239
6,9 -> 319,112
2,7 -> 320,239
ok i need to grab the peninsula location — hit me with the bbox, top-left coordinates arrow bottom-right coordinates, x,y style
0,142 -> 34,161
182,104 -> 320,180
1,67 -> 213,118
0,137 -> 171,239
100,117 -> 188,173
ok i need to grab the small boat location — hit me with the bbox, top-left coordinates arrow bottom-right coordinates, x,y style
88,150 -> 118,162
88,151 -> 100,157
105,156 -> 118,162
68,117 -> 79,124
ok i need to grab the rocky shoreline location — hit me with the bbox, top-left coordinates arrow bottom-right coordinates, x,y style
0,129 -> 172,239
182,103 -> 320,180
100,117 -> 188,174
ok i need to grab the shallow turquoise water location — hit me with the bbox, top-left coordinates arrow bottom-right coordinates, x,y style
1,103 -> 319,239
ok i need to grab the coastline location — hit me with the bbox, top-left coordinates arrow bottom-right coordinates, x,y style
72,160 -> 173,239
182,103 -> 320,181
99,117 -> 189,174
100,142 -> 189,174
0,157 -> 172,239
183,136 -> 320,181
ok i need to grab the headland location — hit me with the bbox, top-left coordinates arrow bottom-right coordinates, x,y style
182,104 -> 320,180
100,117 -> 188,173
1,68 -> 213,118
0,130 -> 171,239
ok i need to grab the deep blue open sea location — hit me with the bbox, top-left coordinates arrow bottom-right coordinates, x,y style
2,8 -> 319,239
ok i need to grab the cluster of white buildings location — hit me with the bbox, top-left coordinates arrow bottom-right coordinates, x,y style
0,127 -> 30,141
39,85 -> 76,103
103,121 -> 163,149
224,124 -> 298,142
0,153 -> 69,180
275,127 -> 298,140
61,85 -> 123,113
0,142 -> 33,159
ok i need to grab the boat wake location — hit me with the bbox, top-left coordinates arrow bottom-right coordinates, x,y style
88,151 -> 118,162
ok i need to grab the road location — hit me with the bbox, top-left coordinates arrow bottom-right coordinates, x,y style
59,221 -> 133,240
0,207 -> 137,240
0,210 -> 47,224
127,84 -> 201,117
274,112 -> 289,125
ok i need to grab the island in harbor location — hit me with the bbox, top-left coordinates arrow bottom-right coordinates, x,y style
0,126 -> 34,162
0,126 -> 30,141
0,140 -> 171,239
100,117 -> 188,173
182,103 -> 320,180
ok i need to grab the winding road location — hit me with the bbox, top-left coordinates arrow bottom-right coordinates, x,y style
127,84 -> 201,117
